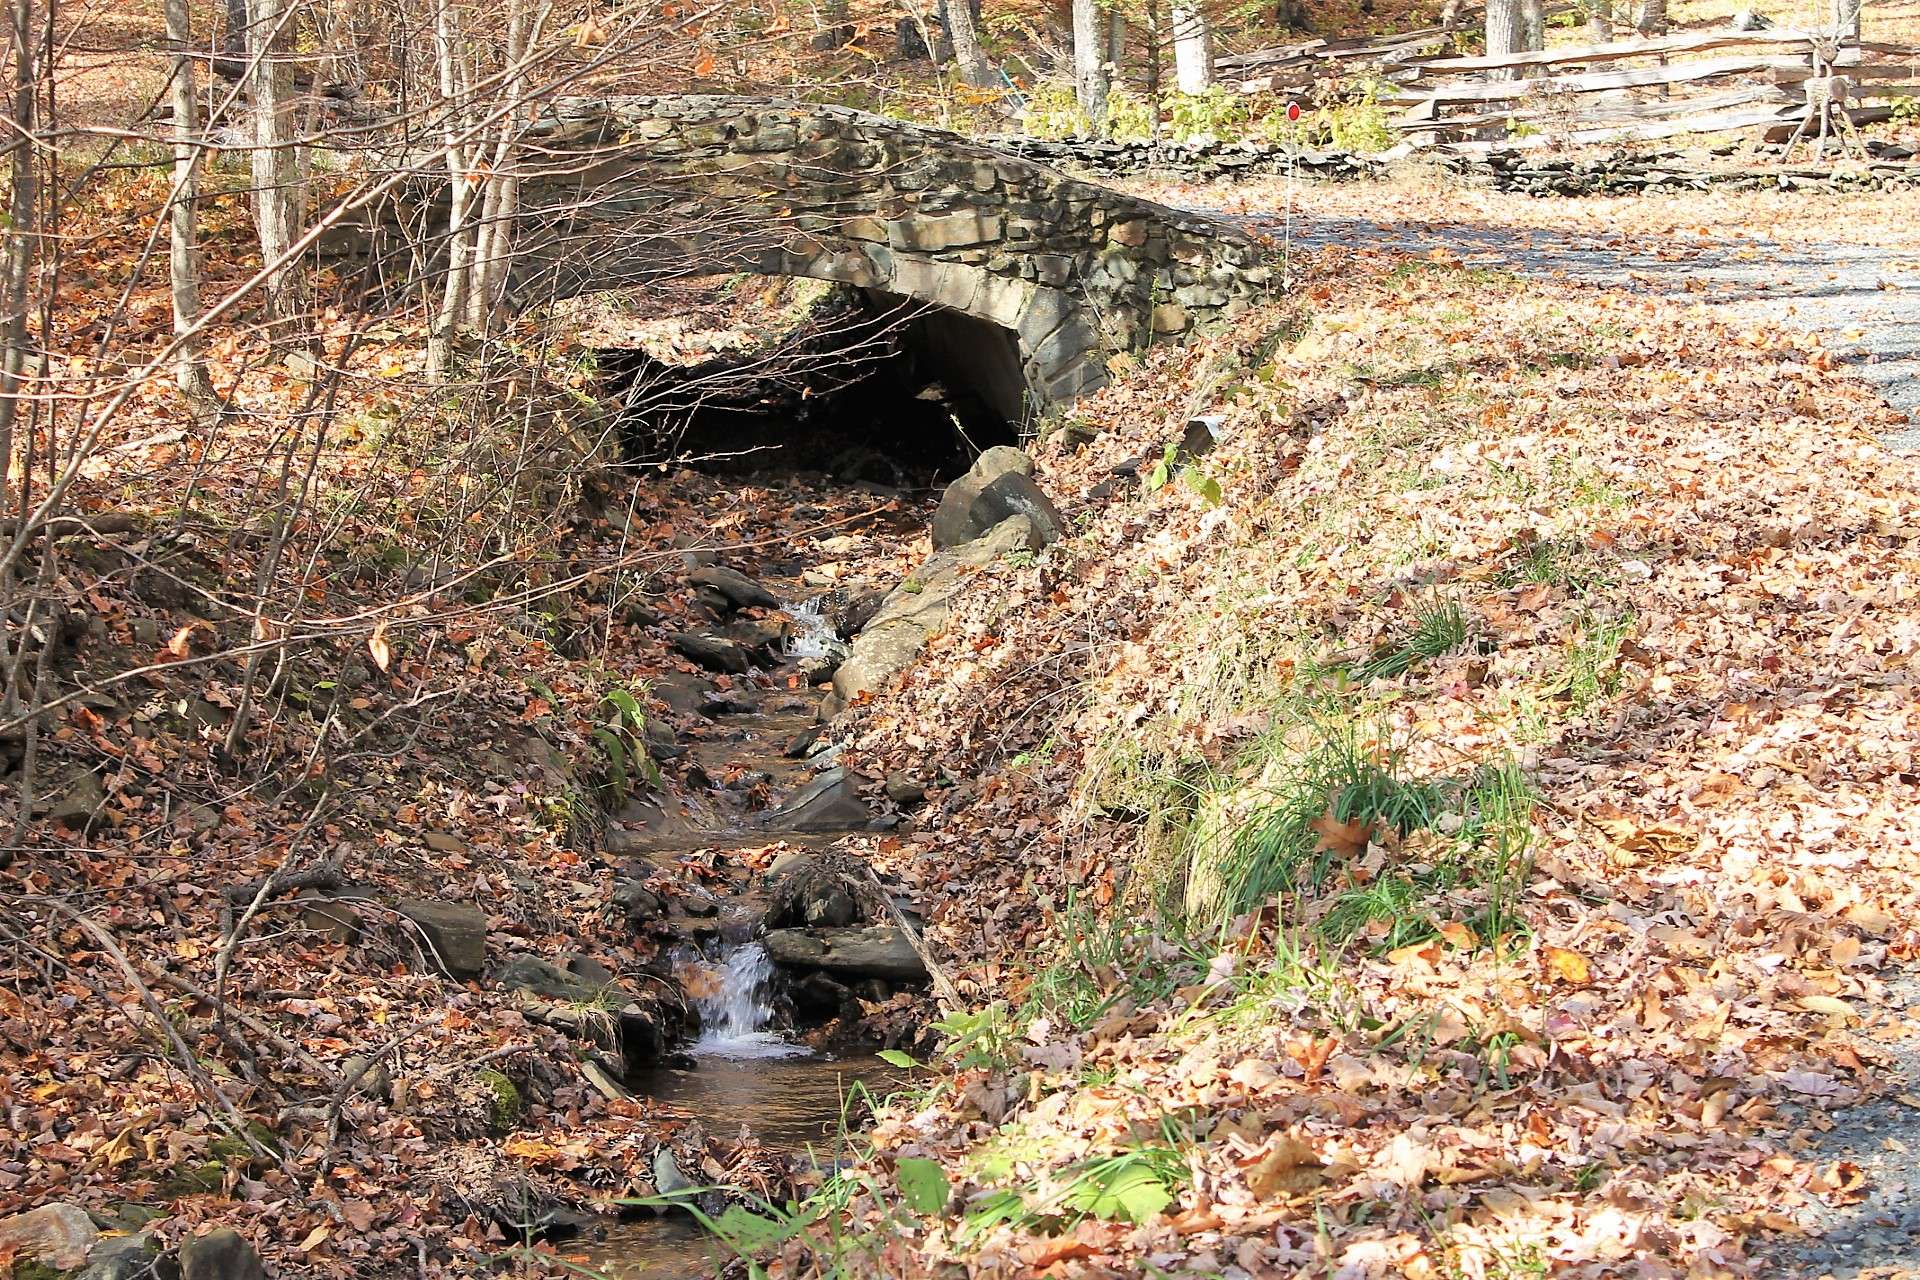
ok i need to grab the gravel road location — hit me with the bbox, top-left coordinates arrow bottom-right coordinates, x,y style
1229,209 -> 1920,451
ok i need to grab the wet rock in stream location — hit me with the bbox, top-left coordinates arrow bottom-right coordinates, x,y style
764,926 -> 928,983
759,766 -> 873,831
669,631 -> 751,674
648,671 -> 715,714
498,953 -> 673,1065
688,564 -> 779,610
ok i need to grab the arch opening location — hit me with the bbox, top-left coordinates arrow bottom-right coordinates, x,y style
597,286 -> 1022,489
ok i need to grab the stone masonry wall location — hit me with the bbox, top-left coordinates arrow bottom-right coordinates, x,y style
503,95 -> 1272,408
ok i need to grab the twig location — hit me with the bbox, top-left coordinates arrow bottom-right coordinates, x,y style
324,1011 -> 443,1150
861,868 -> 963,1010
30,898 -> 287,1170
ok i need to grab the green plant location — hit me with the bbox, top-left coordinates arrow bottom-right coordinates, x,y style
1543,609 -> 1631,715
1164,87 -> 1254,141
1024,897 -> 1195,1027
1143,442 -> 1224,507
590,681 -> 663,806
1352,595 -> 1468,682
932,1002 -> 1017,1070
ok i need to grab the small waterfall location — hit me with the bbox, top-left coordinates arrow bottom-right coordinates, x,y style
784,597 -> 848,663
687,942 -> 811,1060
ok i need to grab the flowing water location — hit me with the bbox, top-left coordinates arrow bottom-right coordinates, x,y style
684,942 -> 810,1061
579,582 -> 906,1278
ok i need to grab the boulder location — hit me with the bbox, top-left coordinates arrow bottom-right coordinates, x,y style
649,672 -> 715,714
931,447 -> 1035,549
727,617 -> 788,661
642,718 -> 683,760
44,769 -> 107,829
79,1232 -> 160,1280
764,926 -> 928,983
396,897 -> 489,978
761,767 -> 872,833
832,516 -> 1034,707
497,953 -> 614,1004
930,472 -> 991,549
972,444 -> 1037,483
670,631 -> 750,674
834,586 -> 889,640
612,880 -> 666,926
296,893 -> 366,943
807,886 -> 858,928
179,1228 -> 265,1280
0,1202 -> 99,1270
767,853 -> 863,928
885,772 -> 927,807
1177,414 -> 1226,463
689,565 -> 779,610
970,472 -> 1065,547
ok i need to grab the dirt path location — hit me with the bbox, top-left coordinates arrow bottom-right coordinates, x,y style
1213,205 -> 1920,452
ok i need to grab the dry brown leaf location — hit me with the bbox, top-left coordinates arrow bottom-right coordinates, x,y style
1241,1133 -> 1324,1200
1312,805 -> 1374,858
1543,945 -> 1591,986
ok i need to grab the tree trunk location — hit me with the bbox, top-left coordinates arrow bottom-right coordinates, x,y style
1836,0 -> 1862,46
247,0 -> 307,326
467,0 -> 534,331
1520,0 -> 1546,50
426,0 -> 473,377
1636,0 -> 1668,35
1171,3 -> 1211,95
165,0 -> 214,406
944,0 -> 993,87
1485,0 -> 1525,81
1073,0 -> 1108,132
1145,0 -> 1164,134
0,0 -> 36,508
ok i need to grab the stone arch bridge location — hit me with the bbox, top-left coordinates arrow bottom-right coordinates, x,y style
399,97 -> 1271,416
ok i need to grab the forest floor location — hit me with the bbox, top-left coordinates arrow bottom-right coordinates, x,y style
6,112 -> 1920,1280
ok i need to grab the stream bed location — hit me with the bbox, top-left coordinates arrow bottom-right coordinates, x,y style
577,560 -> 920,1277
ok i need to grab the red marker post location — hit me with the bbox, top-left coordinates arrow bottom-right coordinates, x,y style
1287,101 -> 1302,123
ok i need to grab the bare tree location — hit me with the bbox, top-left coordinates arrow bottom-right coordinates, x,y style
427,0 -> 476,375
943,0 -> 994,88
1073,0 -> 1110,131
165,0 -> 215,406
1835,0 -> 1862,46
1521,0 -> 1546,50
1170,1 -> 1211,94
247,0 -> 308,325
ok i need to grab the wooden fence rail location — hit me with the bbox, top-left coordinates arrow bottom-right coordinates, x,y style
1218,20 -> 1920,149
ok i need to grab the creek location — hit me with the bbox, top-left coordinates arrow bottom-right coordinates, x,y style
575,320 -> 973,1271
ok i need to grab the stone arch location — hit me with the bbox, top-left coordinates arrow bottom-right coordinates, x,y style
488,96 -> 1269,414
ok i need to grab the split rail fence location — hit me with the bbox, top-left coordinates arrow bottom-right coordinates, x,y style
1219,19 -> 1920,149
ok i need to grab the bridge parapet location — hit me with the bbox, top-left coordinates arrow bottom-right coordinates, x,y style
492,95 -> 1269,408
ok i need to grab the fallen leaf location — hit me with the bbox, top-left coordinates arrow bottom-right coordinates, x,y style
1543,945 -> 1591,986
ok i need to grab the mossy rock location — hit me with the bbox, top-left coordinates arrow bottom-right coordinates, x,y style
9,1261 -> 65,1280
476,1068 -> 522,1131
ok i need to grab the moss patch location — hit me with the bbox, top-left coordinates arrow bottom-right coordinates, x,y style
476,1067 -> 522,1131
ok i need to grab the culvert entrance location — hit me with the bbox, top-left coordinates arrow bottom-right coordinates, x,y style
600,290 -> 1023,488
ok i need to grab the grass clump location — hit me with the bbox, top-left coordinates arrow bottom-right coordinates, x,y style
1352,595 -> 1469,683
